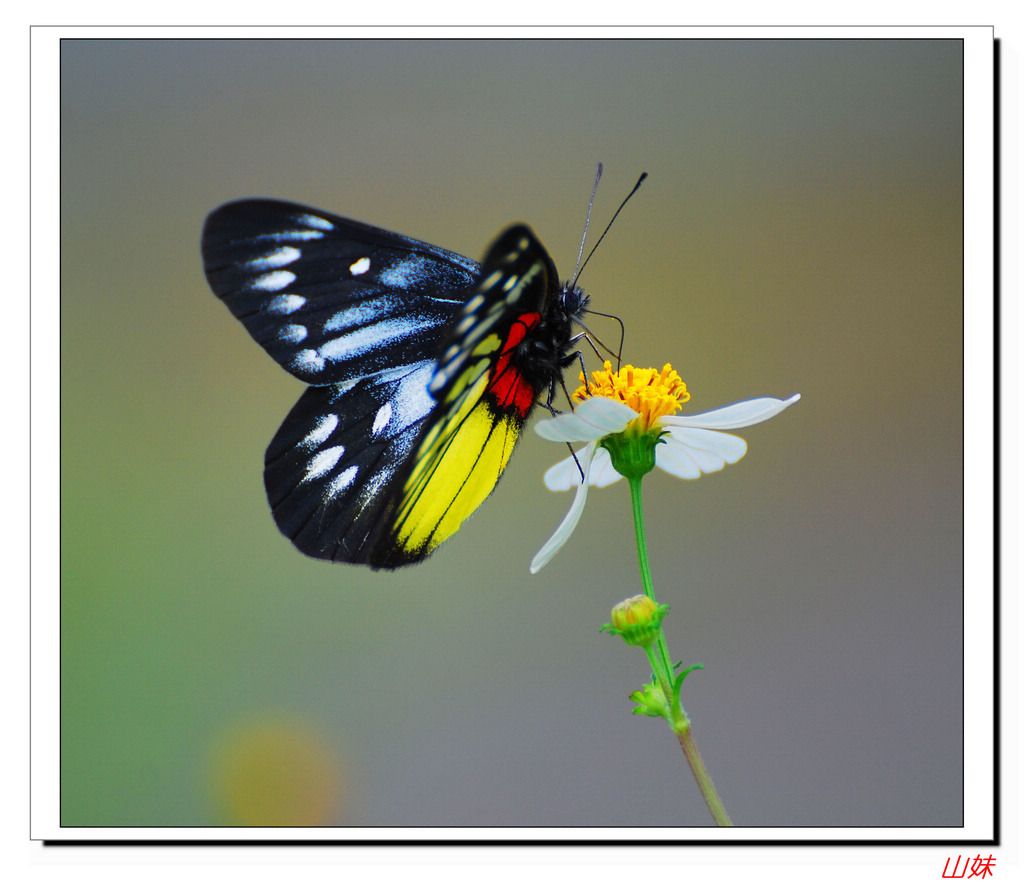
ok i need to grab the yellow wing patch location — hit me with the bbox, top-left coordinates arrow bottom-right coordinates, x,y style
389,335 -> 522,558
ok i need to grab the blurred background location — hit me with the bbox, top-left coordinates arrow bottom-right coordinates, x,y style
60,38 -> 964,827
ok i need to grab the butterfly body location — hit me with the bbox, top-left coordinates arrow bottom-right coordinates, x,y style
202,200 -> 588,568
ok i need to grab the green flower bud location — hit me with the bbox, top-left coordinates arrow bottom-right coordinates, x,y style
601,594 -> 670,647
629,682 -> 670,719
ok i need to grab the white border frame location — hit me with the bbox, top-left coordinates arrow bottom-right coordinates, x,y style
33,25 -> 996,843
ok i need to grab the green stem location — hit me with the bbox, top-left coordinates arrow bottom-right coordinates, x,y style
627,471 -> 733,827
642,641 -> 675,704
676,725 -> 733,827
627,475 -> 656,600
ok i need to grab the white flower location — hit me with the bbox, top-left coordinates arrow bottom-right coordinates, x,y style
530,392 -> 801,573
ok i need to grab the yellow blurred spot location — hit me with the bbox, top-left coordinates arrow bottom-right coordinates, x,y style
208,716 -> 344,826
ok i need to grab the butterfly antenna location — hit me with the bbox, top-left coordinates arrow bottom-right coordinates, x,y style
569,162 -> 603,286
574,171 -> 648,283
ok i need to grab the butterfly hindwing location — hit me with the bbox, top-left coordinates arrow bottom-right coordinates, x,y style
263,360 -> 438,563
202,201 -> 588,569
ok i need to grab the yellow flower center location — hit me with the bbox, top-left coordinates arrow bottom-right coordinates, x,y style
573,361 -> 690,432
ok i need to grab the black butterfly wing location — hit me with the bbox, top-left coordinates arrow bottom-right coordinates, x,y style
201,199 -> 477,385
263,359 -> 438,563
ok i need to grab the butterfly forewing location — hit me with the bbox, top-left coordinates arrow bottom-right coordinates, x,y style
202,199 -> 476,385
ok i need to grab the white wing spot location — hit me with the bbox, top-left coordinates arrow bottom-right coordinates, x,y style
251,270 -> 296,291
382,361 -> 436,427
349,256 -> 371,276
502,275 -> 519,292
271,229 -> 324,242
295,213 -> 334,231
303,445 -> 345,482
266,293 -> 306,315
324,296 -> 399,332
246,246 -> 301,270
279,324 -> 307,343
319,315 -> 439,361
299,414 -> 339,449
372,402 -> 393,436
378,256 -> 429,287
326,465 -> 359,498
291,349 -> 325,374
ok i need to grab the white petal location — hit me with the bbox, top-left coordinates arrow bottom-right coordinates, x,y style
543,444 -> 622,491
587,448 -> 623,487
531,441 -> 598,573
656,428 -> 750,479
668,428 -> 748,465
534,396 -> 637,442
543,455 -> 584,491
653,440 -> 702,478
663,393 -> 801,431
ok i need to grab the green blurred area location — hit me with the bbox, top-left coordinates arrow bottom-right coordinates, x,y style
60,38 -> 964,827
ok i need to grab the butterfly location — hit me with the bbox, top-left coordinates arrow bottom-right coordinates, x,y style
201,197 -> 594,569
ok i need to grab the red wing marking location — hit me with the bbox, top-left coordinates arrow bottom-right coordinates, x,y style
488,312 -> 541,417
